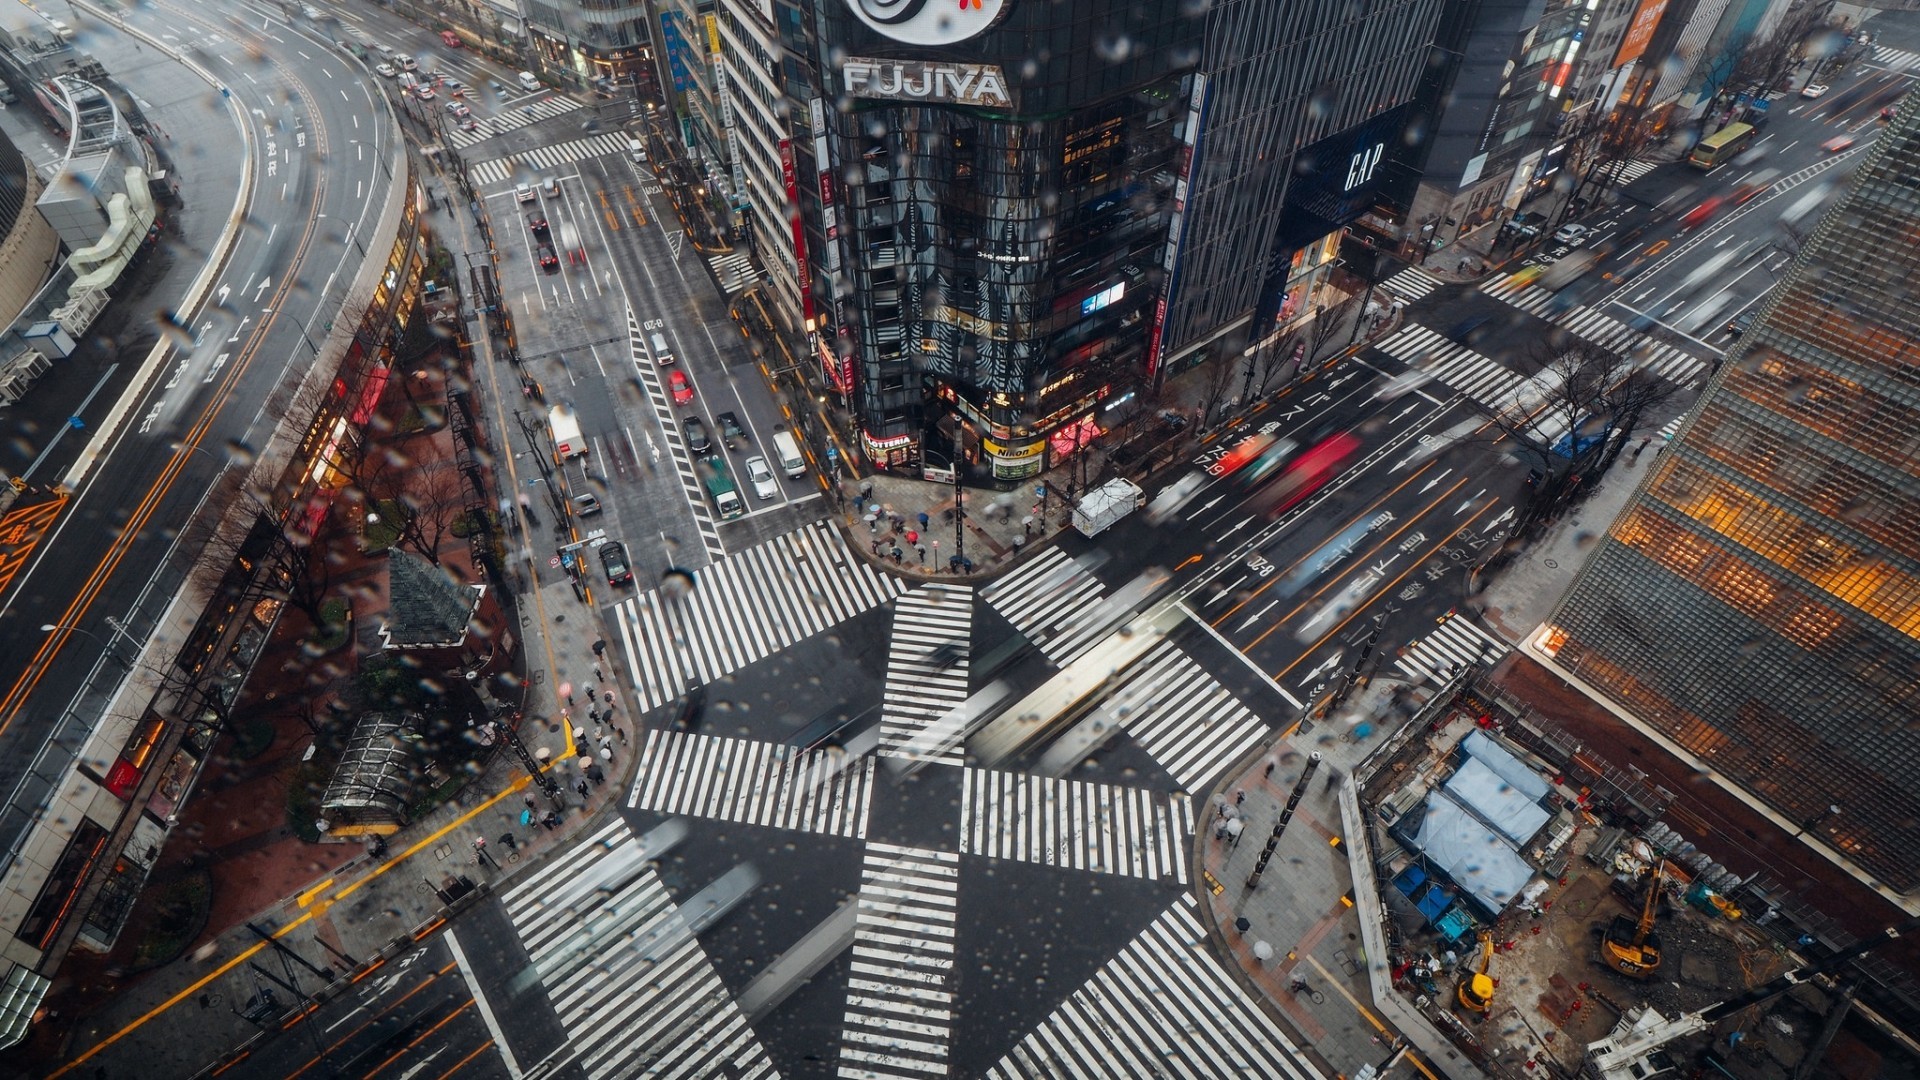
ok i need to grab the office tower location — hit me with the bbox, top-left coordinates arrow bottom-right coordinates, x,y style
1538,106 -> 1920,893
806,0 -> 1442,479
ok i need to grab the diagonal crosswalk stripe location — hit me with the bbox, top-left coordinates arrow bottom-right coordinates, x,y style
468,131 -> 630,185
1100,640 -> 1272,790
980,547 -> 1113,664
499,820 -> 775,1078
985,895 -> 1325,1080
837,844 -> 962,1078
879,585 -> 973,765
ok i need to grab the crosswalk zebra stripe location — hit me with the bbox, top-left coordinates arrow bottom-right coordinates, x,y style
880,586 -> 973,765
1104,640 -> 1271,790
839,844 -> 961,1078
986,895 -> 1323,1080
1555,306 -> 1707,382
979,547 -> 1112,663
499,820 -> 775,1079
1380,267 -> 1444,300
1380,326 -> 1524,405
1395,611 -> 1509,686
1874,45 -> 1920,70
467,131 -> 630,186
960,770 -> 1192,882
1612,159 -> 1661,184
615,522 -> 906,713
626,728 -> 875,837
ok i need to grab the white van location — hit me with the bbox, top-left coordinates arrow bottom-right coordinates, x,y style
627,138 -> 647,163
518,70 -> 540,92
649,332 -> 675,366
771,430 -> 805,479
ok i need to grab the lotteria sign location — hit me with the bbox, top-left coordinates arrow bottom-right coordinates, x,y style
845,0 -> 1008,46
842,57 -> 1012,108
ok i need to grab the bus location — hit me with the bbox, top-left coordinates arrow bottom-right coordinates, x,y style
1688,123 -> 1756,170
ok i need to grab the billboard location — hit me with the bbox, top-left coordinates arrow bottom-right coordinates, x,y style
1614,0 -> 1670,68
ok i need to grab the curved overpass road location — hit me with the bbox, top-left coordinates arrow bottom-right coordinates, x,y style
0,0 -> 400,874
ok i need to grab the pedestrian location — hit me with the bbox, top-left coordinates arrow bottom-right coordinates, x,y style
604,691 -> 613,706
542,811 -> 561,830
1022,516 -> 1035,537
593,639 -> 606,657
1458,256 -> 1469,272
615,725 -> 627,744
589,707 -> 600,724
905,529 -> 918,545
917,545 -> 927,565
917,511 -> 929,530
891,547 -> 904,562
575,778 -> 590,797
595,666 -> 605,682
1324,767 -> 1344,792
1264,757 -> 1277,779
600,745 -> 614,762
524,794 -> 538,810
1235,788 -> 1246,806
871,538 -> 882,555
499,832 -> 518,851
586,763 -> 606,783
599,733 -> 613,750
1011,534 -> 1025,554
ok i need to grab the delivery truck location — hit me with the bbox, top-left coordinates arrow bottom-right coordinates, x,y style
1072,479 -> 1143,537
549,405 -> 588,461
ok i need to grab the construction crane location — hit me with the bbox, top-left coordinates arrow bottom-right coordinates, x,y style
1600,859 -> 1670,978
1457,931 -> 1497,1012
1585,915 -> 1920,1080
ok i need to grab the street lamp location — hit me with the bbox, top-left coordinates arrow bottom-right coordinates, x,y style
42,621 -> 141,666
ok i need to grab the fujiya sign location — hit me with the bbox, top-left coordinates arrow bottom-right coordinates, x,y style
842,57 -> 1012,108
845,0 -> 1007,47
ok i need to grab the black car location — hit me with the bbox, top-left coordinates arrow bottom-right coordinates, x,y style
528,212 -> 550,238
717,411 -> 747,444
1726,309 -> 1759,338
682,415 -> 711,453
537,244 -> 559,272
598,540 -> 633,585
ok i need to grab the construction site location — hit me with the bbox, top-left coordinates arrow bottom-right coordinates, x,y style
1352,674 -> 1920,1080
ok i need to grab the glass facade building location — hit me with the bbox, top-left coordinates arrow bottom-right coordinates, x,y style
1538,106 -> 1920,893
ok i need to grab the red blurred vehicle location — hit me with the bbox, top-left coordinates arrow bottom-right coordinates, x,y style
1252,433 -> 1360,518
1681,195 -> 1724,230
669,369 -> 694,404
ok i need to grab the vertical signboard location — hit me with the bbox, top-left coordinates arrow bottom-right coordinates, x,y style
1147,73 -> 1208,379
1614,0 -> 1671,67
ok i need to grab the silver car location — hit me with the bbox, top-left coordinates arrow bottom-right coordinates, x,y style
745,456 -> 778,500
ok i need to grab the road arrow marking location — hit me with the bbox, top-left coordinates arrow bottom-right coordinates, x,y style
1420,468 -> 1453,493
253,277 -> 272,301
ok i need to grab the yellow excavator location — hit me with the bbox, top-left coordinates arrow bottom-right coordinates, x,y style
1458,931 -> 1497,1012
1601,859 -> 1669,978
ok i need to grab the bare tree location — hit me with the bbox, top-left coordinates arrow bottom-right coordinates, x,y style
351,451 -> 470,567
1247,333 -> 1302,399
1310,295 -> 1359,364
1477,337 -> 1676,533
1192,351 -> 1240,430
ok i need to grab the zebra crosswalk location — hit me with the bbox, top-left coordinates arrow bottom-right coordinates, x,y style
469,131 -> 634,185
1556,305 -> 1709,384
961,770 -> 1192,882
1373,323 -> 1523,408
1873,44 -> 1920,71
879,586 -> 973,766
1474,277 -> 1709,386
443,94 -> 585,151
1104,639 -> 1274,789
710,252 -> 757,293
613,521 -> 906,714
985,894 -> 1324,1080
979,547 -> 1114,664
500,820 -> 776,1079
1611,159 -> 1662,185
1381,266 -> 1445,301
839,843 -> 961,1077
1396,611 -> 1509,686
627,728 -> 875,837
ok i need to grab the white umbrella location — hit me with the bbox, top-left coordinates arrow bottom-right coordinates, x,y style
1252,941 -> 1275,962
1226,818 -> 1245,838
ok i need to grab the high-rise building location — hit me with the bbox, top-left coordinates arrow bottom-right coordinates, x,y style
1536,106 -> 1920,893
802,0 -> 1441,479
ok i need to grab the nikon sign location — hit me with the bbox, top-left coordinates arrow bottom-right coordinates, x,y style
842,58 -> 1012,109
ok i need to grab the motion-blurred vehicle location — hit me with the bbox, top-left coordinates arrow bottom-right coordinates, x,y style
446,101 -> 470,118
1822,135 -> 1856,153
1732,168 -> 1781,203
1681,195 -> 1724,230
1800,83 -> 1829,99
459,117 -> 479,132
414,84 -> 436,101
1553,223 -> 1592,246
1250,433 -> 1360,518
573,492 -> 602,516
1373,369 -> 1437,402
1146,472 -> 1205,523
669,369 -> 694,404
1725,309 -> 1759,337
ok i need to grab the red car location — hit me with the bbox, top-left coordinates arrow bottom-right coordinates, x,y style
1680,195 -> 1724,230
668,369 -> 694,404
1821,135 -> 1856,153
536,244 -> 558,272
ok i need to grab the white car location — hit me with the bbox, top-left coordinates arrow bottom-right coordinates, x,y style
1552,223 -> 1591,246
375,62 -> 395,77
515,183 -> 535,203
1800,83 -> 1829,99
745,456 -> 778,500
